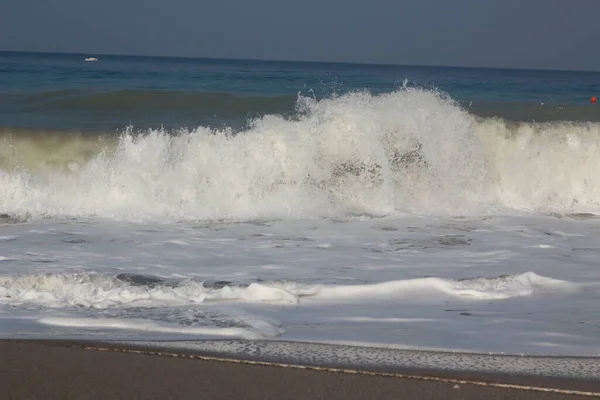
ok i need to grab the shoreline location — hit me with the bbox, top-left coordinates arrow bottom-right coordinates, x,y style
8,339 -> 600,391
2,339 -> 599,399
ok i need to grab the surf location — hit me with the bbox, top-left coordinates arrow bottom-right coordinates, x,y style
1,87 -> 600,222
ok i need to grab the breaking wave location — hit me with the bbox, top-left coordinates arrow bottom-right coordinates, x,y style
0,271 -> 571,309
1,271 -> 572,340
2,88 -> 600,222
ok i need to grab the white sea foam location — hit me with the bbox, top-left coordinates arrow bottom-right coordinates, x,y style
0,274 -> 301,308
38,317 -> 268,339
309,272 -> 576,301
0,270 -> 580,345
0,271 -> 574,310
2,88 -> 600,222
0,216 -> 599,354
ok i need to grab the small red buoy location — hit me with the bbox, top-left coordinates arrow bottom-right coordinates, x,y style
592,96 -> 597,103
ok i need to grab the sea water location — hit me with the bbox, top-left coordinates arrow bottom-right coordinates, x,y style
1,51 -> 600,358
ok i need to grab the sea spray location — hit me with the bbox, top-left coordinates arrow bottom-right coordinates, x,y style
1,88 -> 600,221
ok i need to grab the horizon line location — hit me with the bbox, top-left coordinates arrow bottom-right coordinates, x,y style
1,49 -> 599,74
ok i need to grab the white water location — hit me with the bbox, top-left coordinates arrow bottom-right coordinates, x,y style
0,216 -> 599,355
2,89 -> 600,222
1,89 -> 600,358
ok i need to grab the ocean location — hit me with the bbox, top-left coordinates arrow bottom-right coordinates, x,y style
1,51 -> 600,362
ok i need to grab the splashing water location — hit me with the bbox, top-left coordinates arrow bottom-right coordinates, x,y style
1,88 -> 600,222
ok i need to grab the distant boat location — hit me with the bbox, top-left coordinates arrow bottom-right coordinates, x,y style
84,57 -> 98,62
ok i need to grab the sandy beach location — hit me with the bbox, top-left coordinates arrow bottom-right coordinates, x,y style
1,340 -> 599,400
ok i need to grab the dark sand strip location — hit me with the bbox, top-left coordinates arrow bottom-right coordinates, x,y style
1,341 -> 599,400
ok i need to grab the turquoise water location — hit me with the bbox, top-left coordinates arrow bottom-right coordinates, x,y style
2,51 -> 600,131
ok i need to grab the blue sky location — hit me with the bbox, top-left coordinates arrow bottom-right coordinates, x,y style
2,0 -> 600,70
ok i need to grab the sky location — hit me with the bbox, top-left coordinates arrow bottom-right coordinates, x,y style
2,0 -> 600,71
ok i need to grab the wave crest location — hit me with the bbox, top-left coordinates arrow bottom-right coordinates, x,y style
1,88 -> 600,221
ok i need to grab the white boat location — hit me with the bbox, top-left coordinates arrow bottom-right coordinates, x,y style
84,57 -> 98,62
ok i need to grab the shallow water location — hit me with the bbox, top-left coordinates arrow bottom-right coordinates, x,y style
1,216 -> 599,356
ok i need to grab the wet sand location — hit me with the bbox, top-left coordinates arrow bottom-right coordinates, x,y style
1,340 -> 599,399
